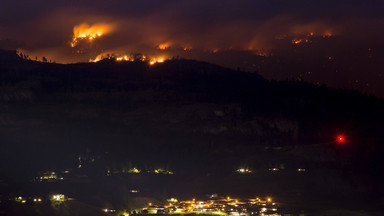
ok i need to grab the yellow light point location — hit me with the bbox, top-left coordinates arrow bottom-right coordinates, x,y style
267,198 -> 272,202
70,22 -> 115,47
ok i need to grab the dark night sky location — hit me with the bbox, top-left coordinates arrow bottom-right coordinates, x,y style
1,0 -> 384,96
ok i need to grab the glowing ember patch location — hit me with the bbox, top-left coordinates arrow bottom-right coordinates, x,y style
70,23 -> 114,47
292,39 -> 303,44
322,32 -> 333,37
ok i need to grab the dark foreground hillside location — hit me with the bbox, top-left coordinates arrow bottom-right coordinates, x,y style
0,50 -> 383,215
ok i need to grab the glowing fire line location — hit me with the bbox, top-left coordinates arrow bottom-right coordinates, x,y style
90,53 -> 166,65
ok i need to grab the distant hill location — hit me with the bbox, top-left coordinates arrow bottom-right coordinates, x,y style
0,49 -> 383,178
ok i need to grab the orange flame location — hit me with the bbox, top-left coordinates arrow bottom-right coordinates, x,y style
149,57 -> 165,65
90,53 -> 166,65
71,23 -> 115,47
157,42 -> 171,50
292,39 -> 303,44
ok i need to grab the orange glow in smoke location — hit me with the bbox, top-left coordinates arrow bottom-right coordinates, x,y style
157,42 -> 171,50
70,23 -> 115,47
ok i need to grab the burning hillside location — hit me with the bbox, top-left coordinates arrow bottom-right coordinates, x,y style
70,23 -> 115,47
90,52 -> 167,65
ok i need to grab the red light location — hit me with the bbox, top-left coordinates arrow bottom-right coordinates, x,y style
336,135 -> 346,144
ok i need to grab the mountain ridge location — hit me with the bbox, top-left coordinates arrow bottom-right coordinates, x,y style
0,49 -> 383,178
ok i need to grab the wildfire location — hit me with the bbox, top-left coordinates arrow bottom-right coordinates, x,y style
90,56 -> 102,63
116,55 -> 131,62
183,46 -> 192,51
149,57 -> 165,65
90,53 -> 166,65
70,23 -> 115,47
322,31 -> 333,37
292,39 -> 303,44
291,31 -> 334,45
157,42 -> 171,50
